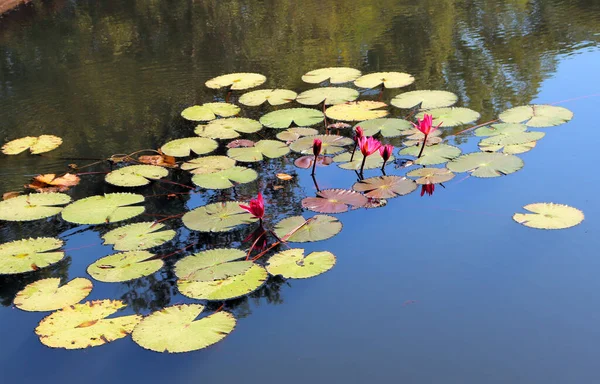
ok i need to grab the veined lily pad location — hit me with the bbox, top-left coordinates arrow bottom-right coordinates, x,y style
416,107 -> 480,127
276,127 -> 319,142
391,90 -> 458,110
61,193 -> 145,225
102,222 -> 176,251
178,264 -> 268,301
87,250 -> 163,283
181,156 -> 236,174
447,152 -> 524,177
499,105 -> 573,127
355,118 -> 413,138
35,299 -> 141,350
332,151 -> 394,170
400,144 -> 462,165
227,140 -> 289,162
181,103 -> 240,121
192,166 -> 258,189
195,118 -> 262,140
289,134 -> 353,155
474,123 -> 527,137
274,215 -> 342,242
175,248 -> 251,282
296,87 -> 359,105
402,129 -> 443,147
513,203 -> 584,230
205,72 -> 266,90
132,304 -> 236,353
354,72 -> 415,89
266,249 -> 336,279
407,168 -> 455,184
479,141 -> 537,154
352,176 -> 417,198
105,165 -> 169,187
160,137 -> 218,157
302,189 -> 368,213
182,201 -> 257,232
325,101 -> 388,121
14,278 -> 93,312
260,108 -> 324,128
479,131 -> 545,147
0,237 -> 64,275
239,89 -> 297,106
0,192 -> 71,222
302,67 -> 362,84
2,135 -> 63,155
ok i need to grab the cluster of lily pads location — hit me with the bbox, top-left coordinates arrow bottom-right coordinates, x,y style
0,67 -> 585,353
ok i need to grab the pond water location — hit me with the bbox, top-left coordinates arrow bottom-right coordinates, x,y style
1,0 -> 600,383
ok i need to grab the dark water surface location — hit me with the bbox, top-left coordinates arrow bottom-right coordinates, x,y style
1,1 -> 600,383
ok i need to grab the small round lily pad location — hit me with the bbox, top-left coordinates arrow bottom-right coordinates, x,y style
355,118 -> 413,138
160,137 -> 218,157
260,108 -> 324,128
354,72 -> 415,89
192,166 -> 258,189
181,156 -> 236,174
227,140 -> 290,162
14,278 -> 93,312
499,105 -> 573,127
0,237 -> 64,275
239,89 -> 297,106
61,193 -> 145,225
181,103 -> 240,121
302,189 -> 368,213
105,165 -> 169,187
182,201 -> 257,232
391,90 -> 458,109
415,107 -> 481,127
513,203 -> 584,230
325,101 -> 389,121
447,152 -> 524,178
2,135 -> 63,155
266,249 -> 336,279
195,118 -> 262,140
0,192 -> 71,222
478,131 -> 545,147
102,222 -> 176,251
274,215 -> 342,242
289,134 -> 353,155
479,141 -> 537,154
87,250 -> 164,283
407,168 -> 455,184
205,73 -> 266,90
400,144 -> 462,165
352,176 -> 417,198
175,248 -> 250,282
301,67 -> 362,84
296,87 -> 359,105
276,127 -> 320,142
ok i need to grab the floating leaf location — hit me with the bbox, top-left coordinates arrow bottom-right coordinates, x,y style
195,118 -> 262,140
175,248 -> 251,282
301,67 -> 362,84
289,134 -> 353,155
513,203 -> 584,230
182,201 -> 257,232
2,135 -> 63,155
391,90 -> 459,109
0,192 -> 71,222
192,166 -> 258,189
296,87 -> 359,105
61,193 -> 145,225
407,168 -> 455,184
181,103 -> 240,121
276,127 -> 319,142
479,141 -> 537,154
274,215 -> 342,242
302,189 -> 368,213
352,176 -> 417,198
499,105 -> 573,127
474,123 -> 527,137
87,251 -> 163,283
102,222 -> 176,251
400,144 -> 462,165
332,151 -> 394,170
325,101 -> 388,121
355,118 -> 413,138
478,131 -> 545,147
137,153 -> 177,168
266,249 -> 335,279
276,173 -> 293,181
27,173 -> 80,193
35,300 -> 141,350
415,107 -> 480,127
160,137 -> 218,157
447,152 -> 524,177
294,155 -> 333,169
226,139 -> 256,148
105,165 -> 169,187
227,140 -> 290,162
14,278 -> 93,312
0,237 -> 64,275
260,108 -> 324,128
2,191 -> 20,200
132,304 -> 236,353
354,72 -> 415,89
205,72 -> 266,90
239,89 -> 297,106
181,156 -> 236,175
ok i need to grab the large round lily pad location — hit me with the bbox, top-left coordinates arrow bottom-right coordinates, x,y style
402,129 -> 443,147
296,87 -> 359,105
181,156 -> 236,174
102,222 -> 176,251
266,249 -> 336,279
289,134 -> 353,155
447,152 -> 524,177
407,168 -> 455,184
2,135 -> 63,155
302,67 -> 362,84
61,193 -> 145,225
192,166 -> 258,189
354,72 -> 414,89
499,105 -> 573,127
227,140 -> 289,162
182,201 -> 257,232
352,176 -> 417,198
355,118 -> 413,138
195,118 -> 262,140
87,250 -> 163,283
474,123 -> 527,137
0,192 -> 71,222
332,151 -> 394,170
479,141 -> 537,155
478,131 -> 545,147
175,248 -> 251,282
325,101 -> 388,121
205,72 -> 266,90
181,103 -> 240,121
0,237 -> 64,275
276,127 -> 319,142
105,165 -> 169,187
160,137 -> 218,157
274,215 -> 342,242
391,90 -> 458,109
14,278 -> 93,312
260,108 -> 324,128
239,89 -> 297,106
513,203 -> 584,230
132,304 -> 236,353
400,144 -> 462,165
302,189 -> 368,213
416,107 -> 480,127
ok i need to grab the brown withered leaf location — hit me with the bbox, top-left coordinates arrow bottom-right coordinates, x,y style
2,191 -> 21,200
137,154 -> 177,168
227,139 -> 255,148
26,173 -> 81,192
276,173 -> 294,181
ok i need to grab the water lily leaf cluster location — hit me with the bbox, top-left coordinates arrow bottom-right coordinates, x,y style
2,135 -> 63,155
181,103 -> 240,121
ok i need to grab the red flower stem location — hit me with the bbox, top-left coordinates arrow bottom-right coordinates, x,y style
381,160 -> 387,173
417,134 -> 428,158
359,155 -> 367,175
311,155 -> 318,175
76,171 -> 109,176
156,178 -> 194,189
246,227 -> 268,260
448,119 -> 499,138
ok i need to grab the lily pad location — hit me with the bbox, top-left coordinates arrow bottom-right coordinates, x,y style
35,299 -> 141,350
499,105 -> 573,127
301,67 -> 362,84
447,152 -> 524,177
479,141 -> 537,154
513,203 -> 584,230
87,250 -> 163,283
102,222 -> 176,251
132,304 -> 236,353
274,215 -> 342,242
296,87 -> 359,105
415,107 -> 481,127
227,140 -> 290,162
0,237 -> 64,275
175,248 -> 251,282
266,249 -> 336,279
400,144 -> 462,165
407,168 -> 455,184
325,101 -> 389,121
61,193 -> 145,225
474,123 -> 527,137
478,131 -> 545,147
354,72 -> 415,89
302,189 -> 368,213
14,278 -> 93,312
401,129 -> 443,147
294,155 -> 334,169
355,118 -> 413,138
195,118 -> 262,140
205,72 -> 266,90
332,151 -> 394,170
2,135 -> 63,155
160,137 -> 218,157
105,165 -> 169,187
181,103 -> 240,121
289,134 -> 353,155
0,192 -> 71,222
352,176 -> 417,198
260,108 -> 324,128
276,127 -> 320,142
391,90 -> 459,109
239,89 -> 297,106
182,201 -> 257,232
192,166 -> 258,189
181,156 -> 236,174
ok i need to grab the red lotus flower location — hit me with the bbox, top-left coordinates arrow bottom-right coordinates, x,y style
239,192 -> 265,220
379,144 -> 393,162
313,139 -> 322,157
354,126 -> 364,142
413,114 -> 442,136
358,136 -> 382,157
420,184 -> 435,196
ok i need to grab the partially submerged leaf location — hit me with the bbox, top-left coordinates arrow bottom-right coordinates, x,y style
227,140 -> 290,162
191,166 -> 258,189
302,189 -> 368,213
276,127 -> 319,143
289,134 -> 353,155
513,203 -> 584,230
400,144 -> 461,165
302,67 -> 362,84
352,176 -> 417,198
355,118 -> 413,138
105,165 -> 169,187
354,72 -> 415,89
325,101 -> 388,121
274,215 -> 342,242
181,156 -> 236,174
499,105 -> 573,127
260,108 -> 324,128
391,90 -> 458,109
87,250 -> 164,282
181,103 -> 240,121
0,192 -> 71,222
407,168 -> 455,184
26,173 -> 80,192
160,137 -> 218,157
239,89 -> 297,106
415,107 -> 480,127
61,193 -> 145,225
195,118 -> 262,140
182,201 -> 257,232
296,87 -> 359,105
14,278 -> 93,312
447,152 -> 524,177
174,248 -> 251,282
0,237 -> 64,275
226,139 -> 256,148
266,249 -> 336,279
205,72 -> 266,90
294,155 -> 333,169
2,135 -> 63,155
137,154 -> 177,168
102,222 -> 176,251
474,123 -> 527,137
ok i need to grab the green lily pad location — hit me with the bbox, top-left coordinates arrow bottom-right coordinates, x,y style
301,189 -> 368,213
296,87 -> 359,105
400,144 -> 462,165
195,118 -> 262,140
182,201 -> 257,232
407,168 -> 455,184
266,249 -> 336,279
2,135 -> 63,155
352,176 -> 417,198
181,103 -> 240,121
355,118 -> 413,138
227,140 -> 290,162
160,137 -> 218,157
499,105 -> 573,127
391,90 -> 459,109
87,250 -> 163,283
276,127 -> 320,142
0,192 -> 71,222
35,299 -> 142,350
260,108 -> 324,128
289,134 -> 353,155
14,278 -> 93,312
239,89 -> 297,106
274,214 -> 342,243
447,152 -> 524,177
354,72 -> 415,89
0,237 -> 64,275
205,72 -> 266,90
402,129 -> 444,147
415,107 -> 481,127
474,123 -> 527,137
178,264 -> 268,301
192,166 -> 258,189
102,222 -> 176,251
132,304 -> 236,353
175,248 -> 251,282
181,156 -> 236,174
513,203 -> 584,230
105,165 -> 169,187
325,101 -> 389,121
479,141 -> 537,154
479,131 -> 545,147
301,67 -> 362,84
332,151 -> 394,170
61,193 -> 145,225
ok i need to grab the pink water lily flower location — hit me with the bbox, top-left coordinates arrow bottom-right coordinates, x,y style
239,192 -> 265,220
413,114 -> 442,136
358,136 -> 382,157
379,144 -> 393,162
